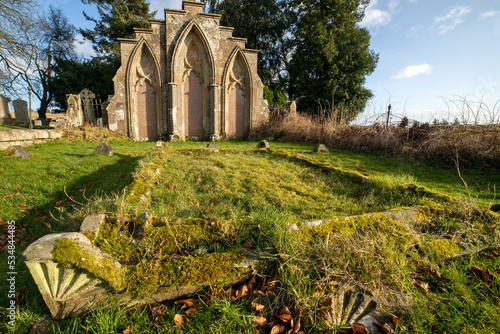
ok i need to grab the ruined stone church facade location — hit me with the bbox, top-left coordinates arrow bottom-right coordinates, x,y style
106,1 -> 269,141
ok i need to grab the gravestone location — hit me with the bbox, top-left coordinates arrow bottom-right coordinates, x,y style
0,94 -> 14,124
287,101 -> 297,118
13,99 -> 30,124
66,94 -> 83,127
79,89 -> 96,123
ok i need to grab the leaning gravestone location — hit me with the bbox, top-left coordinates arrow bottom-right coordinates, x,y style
0,94 -> 14,124
66,94 -> 83,127
13,99 -> 30,124
79,89 -> 96,124
95,142 -> 114,156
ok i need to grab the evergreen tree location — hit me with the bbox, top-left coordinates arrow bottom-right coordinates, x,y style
287,0 -> 378,121
209,0 -> 378,121
50,55 -> 120,108
80,0 -> 155,55
207,0 -> 287,89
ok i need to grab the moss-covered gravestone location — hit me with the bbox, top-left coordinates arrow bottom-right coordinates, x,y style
23,216 -> 266,319
22,232 -> 122,319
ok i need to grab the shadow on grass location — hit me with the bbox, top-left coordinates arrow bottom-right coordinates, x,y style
0,153 -> 142,323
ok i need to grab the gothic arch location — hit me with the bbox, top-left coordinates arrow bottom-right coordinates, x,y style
125,38 -> 162,140
170,20 -> 215,139
221,46 -> 253,138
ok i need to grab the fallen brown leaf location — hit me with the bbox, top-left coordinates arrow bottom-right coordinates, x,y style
243,239 -> 253,249
151,304 -> 166,316
173,314 -> 184,327
292,317 -> 302,334
185,307 -> 198,317
374,322 -> 396,334
175,298 -> 199,309
275,313 -> 293,322
471,265 -> 491,284
251,302 -> 265,312
413,279 -> 429,293
235,284 -> 248,300
492,248 -> 500,257
123,325 -> 133,334
347,323 -> 368,334
270,324 -> 286,334
252,312 -> 267,326
279,306 -> 292,315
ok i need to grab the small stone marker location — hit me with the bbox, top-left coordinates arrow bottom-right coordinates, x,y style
0,94 -> 14,124
156,140 -> 167,148
206,143 -> 218,151
80,214 -> 106,239
5,145 -> 30,159
314,144 -> 329,153
13,99 -> 30,124
66,94 -> 83,127
257,140 -> 270,149
80,88 -> 96,123
95,142 -> 114,156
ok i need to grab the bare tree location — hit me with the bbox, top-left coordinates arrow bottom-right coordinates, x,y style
0,3 -> 75,118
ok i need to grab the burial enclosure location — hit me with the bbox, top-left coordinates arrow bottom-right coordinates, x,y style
106,1 -> 269,141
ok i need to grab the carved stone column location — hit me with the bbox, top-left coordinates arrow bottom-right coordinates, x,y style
167,82 -> 179,141
210,84 -> 220,141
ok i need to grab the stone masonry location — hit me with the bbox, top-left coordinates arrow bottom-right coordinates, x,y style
106,1 -> 269,141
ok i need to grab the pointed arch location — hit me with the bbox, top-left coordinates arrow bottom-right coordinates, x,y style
125,38 -> 162,140
170,20 -> 215,83
170,19 -> 216,139
221,46 -> 253,139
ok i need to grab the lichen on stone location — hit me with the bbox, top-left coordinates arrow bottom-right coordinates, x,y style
426,238 -> 462,258
51,238 -> 126,291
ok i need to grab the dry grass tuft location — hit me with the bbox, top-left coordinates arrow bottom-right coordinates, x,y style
255,113 -> 500,168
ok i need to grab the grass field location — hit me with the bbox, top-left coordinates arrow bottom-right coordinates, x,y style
0,134 -> 499,333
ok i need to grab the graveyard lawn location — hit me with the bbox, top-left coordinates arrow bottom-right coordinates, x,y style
0,136 -> 499,334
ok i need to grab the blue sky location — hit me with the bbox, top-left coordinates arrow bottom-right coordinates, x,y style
45,0 -> 500,124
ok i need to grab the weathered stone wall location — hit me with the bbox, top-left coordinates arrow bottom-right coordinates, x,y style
0,129 -> 64,150
107,0 -> 269,141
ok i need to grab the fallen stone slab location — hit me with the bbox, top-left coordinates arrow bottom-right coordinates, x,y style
23,228 -> 267,319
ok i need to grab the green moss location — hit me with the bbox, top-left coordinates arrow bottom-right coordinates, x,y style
127,251 -> 246,296
51,238 -> 126,291
427,238 -> 462,258
2,149 -> 15,157
272,151 -> 370,184
400,183 -> 454,203
301,213 -> 414,251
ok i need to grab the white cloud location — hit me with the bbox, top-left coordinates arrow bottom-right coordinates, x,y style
73,35 -> 96,59
393,64 -> 432,79
480,11 -> 498,19
360,0 -> 392,27
433,6 -> 471,34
